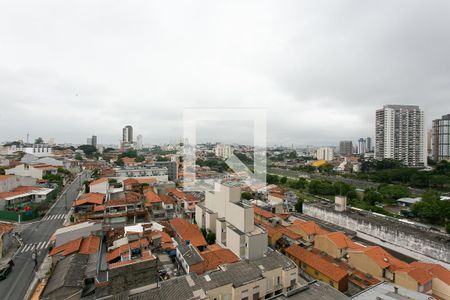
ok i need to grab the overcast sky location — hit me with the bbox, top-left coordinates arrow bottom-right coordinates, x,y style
1,1 -> 449,147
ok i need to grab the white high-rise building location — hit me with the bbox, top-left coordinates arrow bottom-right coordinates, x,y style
136,134 -> 143,150
375,105 -> 426,167
357,138 -> 366,155
316,147 -> 334,161
215,144 -> 233,159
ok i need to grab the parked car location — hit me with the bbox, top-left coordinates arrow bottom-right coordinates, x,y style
0,260 -> 14,280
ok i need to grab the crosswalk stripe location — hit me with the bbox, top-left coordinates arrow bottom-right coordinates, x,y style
21,245 -> 29,253
29,244 -> 35,251
51,215 -> 56,220
37,242 -> 43,249
44,241 -> 51,248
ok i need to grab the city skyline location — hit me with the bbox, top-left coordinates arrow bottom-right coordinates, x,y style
1,1 -> 450,145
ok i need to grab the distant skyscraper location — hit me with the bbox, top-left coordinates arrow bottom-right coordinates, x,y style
432,114 -> 450,162
375,105 -> 426,167
215,144 -> 233,159
91,135 -> 97,148
87,137 -> 92,145
122,125 -> 133,143
136,134 -> 143,150
365,137 -> 372,152
316,147 -> 334,161
339,141 -> 353,156
357,138 -> 366,155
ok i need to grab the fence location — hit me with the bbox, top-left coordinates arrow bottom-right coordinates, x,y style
0,209 -> 40,222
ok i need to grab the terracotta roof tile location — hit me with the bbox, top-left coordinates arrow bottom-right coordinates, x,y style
350,246 -> 408,270
292,220 -> 329,236
169,218 -> 207,248
253,206 -> 275,219
79,236 -> 101,254
89,177 -> 108,186
317,231 -> 363,250
286,244 -> 347,282
409,261 -> 450,285
74,193 -> 105,206
49,237 -> 83,256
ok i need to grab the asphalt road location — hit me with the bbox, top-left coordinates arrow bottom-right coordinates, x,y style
0,171 -> 89,300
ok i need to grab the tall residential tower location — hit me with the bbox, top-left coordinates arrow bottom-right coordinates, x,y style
375,105 -> 426,167
432,114 -> 450,162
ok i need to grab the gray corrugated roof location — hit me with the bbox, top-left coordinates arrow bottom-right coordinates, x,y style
42,253 -> 89,297
178,244 -> 204,266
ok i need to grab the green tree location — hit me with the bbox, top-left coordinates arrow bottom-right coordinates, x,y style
288,178 -> 307,190
135,155 -> 145,162
280,176 -> 288,184
34,137 -> 44,144
364,190 -> 383,206
241,192 -> 252,200
75,153 -> 83,161
295,199 -> 303,213
78,144 -> 97,156
205,231 -> 216,245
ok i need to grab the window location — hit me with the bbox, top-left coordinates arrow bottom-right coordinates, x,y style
253,286 -> 260,300
241,290 -> 248,300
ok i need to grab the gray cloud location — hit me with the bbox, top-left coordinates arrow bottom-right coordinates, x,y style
0,0 -> 449,146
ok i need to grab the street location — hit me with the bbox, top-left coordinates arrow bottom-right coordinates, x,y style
0,171 -> 89,300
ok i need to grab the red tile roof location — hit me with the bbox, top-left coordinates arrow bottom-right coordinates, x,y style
409,261 -> 450,285
169,218 -> 207,248
74,193 -> 105,206
167,188 -> 187,200
160,195 -> 176,205
286,244 -> 348,282
89,177 -> 108,186
292,220 -> 329,236
79,236 -> 101,254
195,247 -> 239,274
350,246 -> 408,270
316,232 -> 363,250
253,206 -> 275,219
49,237 -> 83,256
145,190 -> 162,203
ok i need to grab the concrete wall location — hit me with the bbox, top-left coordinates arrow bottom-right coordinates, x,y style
314,235 -> 341,258
226,202 -> 254,234
246,231 -> 268,260
0,175 -> 37,193
226,226 -> 244,259
303,203 -> 450,266
5,165 -> 43,180
432,278 -> 450,300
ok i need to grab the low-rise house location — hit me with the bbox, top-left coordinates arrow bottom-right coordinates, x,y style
49,235 -> 101,259
0,174 -> 36,192
395,261 -> 450,299
160,194 -> 176,217
285,244 -> 348,292
104,192 -> 146,225
314,231 -> 363,259
169,218 -> 208,250
52,221 -> 102,248
167,188 -> 199,220
289,220 -> 329,245
5,163 -> 57,180
145,190 -> 165,219
73,193 -> 105,221
88,178 -> 109,194
348,246 -> 409,282
176,243 -> 239,275
0,186 -> 54,209
254,206 -> 276,224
